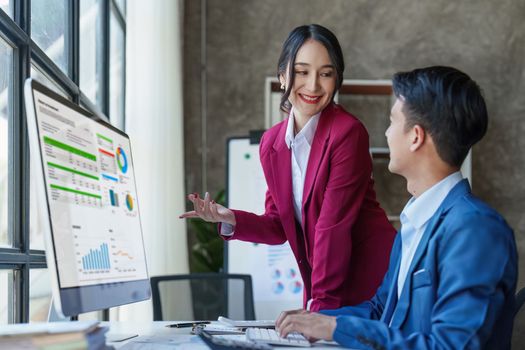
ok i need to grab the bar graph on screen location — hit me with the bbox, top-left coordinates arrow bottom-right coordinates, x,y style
81,243 -> 111,271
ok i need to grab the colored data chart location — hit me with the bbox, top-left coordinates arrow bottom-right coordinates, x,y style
99,148 -> 117,174
267,245 -> 291,266
270,267 -> 303,296
113,250 -> 134,260
116,147 -> 128,174
125,194 -> 134,211
109,189 -> 119,207
82,243 -> 111,271
102,174 -> 118,182
289,281 -> 302,294
96,133 -> 114,150
49,184 -> 102,208
272,281 -> 284,294
286,268 -> 297,279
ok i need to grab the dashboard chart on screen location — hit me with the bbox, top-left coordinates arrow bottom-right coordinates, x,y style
33,90 -> 148,289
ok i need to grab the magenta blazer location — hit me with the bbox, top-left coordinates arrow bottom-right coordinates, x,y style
223,103 -> 396,311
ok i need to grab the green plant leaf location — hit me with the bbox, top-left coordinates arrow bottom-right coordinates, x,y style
192,244 -> 211,265
214,189 -> 225,205
191,252 -> 212,273
190,219 -> 216,243
208,238 -> 224,270
189,189 -> 226,273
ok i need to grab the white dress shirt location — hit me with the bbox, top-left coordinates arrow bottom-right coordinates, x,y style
220,108 -> 320,236
396,171 -> 463,298
285,107 -> 320,224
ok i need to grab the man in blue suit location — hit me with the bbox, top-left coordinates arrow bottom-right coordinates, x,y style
276,66 -> 518,349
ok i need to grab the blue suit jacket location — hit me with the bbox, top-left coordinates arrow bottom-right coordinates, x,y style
321,180 -> 517,349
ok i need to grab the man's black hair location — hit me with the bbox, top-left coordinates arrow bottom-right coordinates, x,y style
392,66 -> 488,167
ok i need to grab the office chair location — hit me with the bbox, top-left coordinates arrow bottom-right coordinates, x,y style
150,273 -> 256,321
511,286 -> 525,349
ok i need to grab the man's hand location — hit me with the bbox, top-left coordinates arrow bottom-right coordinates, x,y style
276,309 -> 337,342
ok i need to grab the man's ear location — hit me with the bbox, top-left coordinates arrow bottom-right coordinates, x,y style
409,125 -> 425,152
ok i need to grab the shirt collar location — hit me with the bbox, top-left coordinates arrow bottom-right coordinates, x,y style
285,107 -> 321,149
401,171 -> 463,230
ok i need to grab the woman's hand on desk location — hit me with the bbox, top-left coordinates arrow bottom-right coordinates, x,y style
179,192 -> 236,226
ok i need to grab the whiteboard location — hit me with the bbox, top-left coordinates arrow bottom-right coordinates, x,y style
226,137 -> 302,320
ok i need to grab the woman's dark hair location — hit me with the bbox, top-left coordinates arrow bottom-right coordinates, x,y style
392,66 -> 488,168
277,24 -> 344,113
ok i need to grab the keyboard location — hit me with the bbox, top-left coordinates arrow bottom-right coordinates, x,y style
196,328 -> 273,350
246,327 -> 311,347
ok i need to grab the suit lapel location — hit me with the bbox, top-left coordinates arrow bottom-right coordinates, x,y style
380,244 -> 402,324
301,104 -> 333,210
390,179 -> 471,328
390,209 -> 445,328
269,121 -> 298,251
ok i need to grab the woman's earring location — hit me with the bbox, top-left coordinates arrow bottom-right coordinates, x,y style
280,83 -> 285,90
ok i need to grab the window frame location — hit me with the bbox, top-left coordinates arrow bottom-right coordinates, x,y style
0,0 -> 126,323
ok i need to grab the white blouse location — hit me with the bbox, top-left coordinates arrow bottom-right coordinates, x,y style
284,107 -> 320,224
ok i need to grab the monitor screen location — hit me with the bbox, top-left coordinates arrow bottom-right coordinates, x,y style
24,79 -> 150,317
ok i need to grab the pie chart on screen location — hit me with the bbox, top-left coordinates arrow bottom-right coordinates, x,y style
116,147 -> 128,174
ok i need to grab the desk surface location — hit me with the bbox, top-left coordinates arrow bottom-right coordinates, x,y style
103,322 -> 346,349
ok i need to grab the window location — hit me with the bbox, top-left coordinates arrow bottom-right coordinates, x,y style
31,0 -> 68,74
0,271 -> 13,324
30,63 -> 70,98
115,0 -> 126,15
79,0 -> 102,106
0,0 -> 126,324
109,3 -> 125,128
0,36 -> 12,248
0,0 -> 14,19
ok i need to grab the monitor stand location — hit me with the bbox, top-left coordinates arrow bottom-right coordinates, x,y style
47,297 -> 71,322
47,298 -> 137,342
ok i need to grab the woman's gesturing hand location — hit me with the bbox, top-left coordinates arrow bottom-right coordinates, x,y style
179,192 -> 236,226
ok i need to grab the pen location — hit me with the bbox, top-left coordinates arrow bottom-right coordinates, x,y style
166,321 -> 211,328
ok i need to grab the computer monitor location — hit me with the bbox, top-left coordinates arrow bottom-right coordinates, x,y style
24,78 -> 151,317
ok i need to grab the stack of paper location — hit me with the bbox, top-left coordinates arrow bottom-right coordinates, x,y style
217,316 -> 275,328
0,321 -> 110,349
195,323 -> 245,335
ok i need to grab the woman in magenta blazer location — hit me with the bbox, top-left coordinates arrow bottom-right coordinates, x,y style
181,24 -> 395,312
